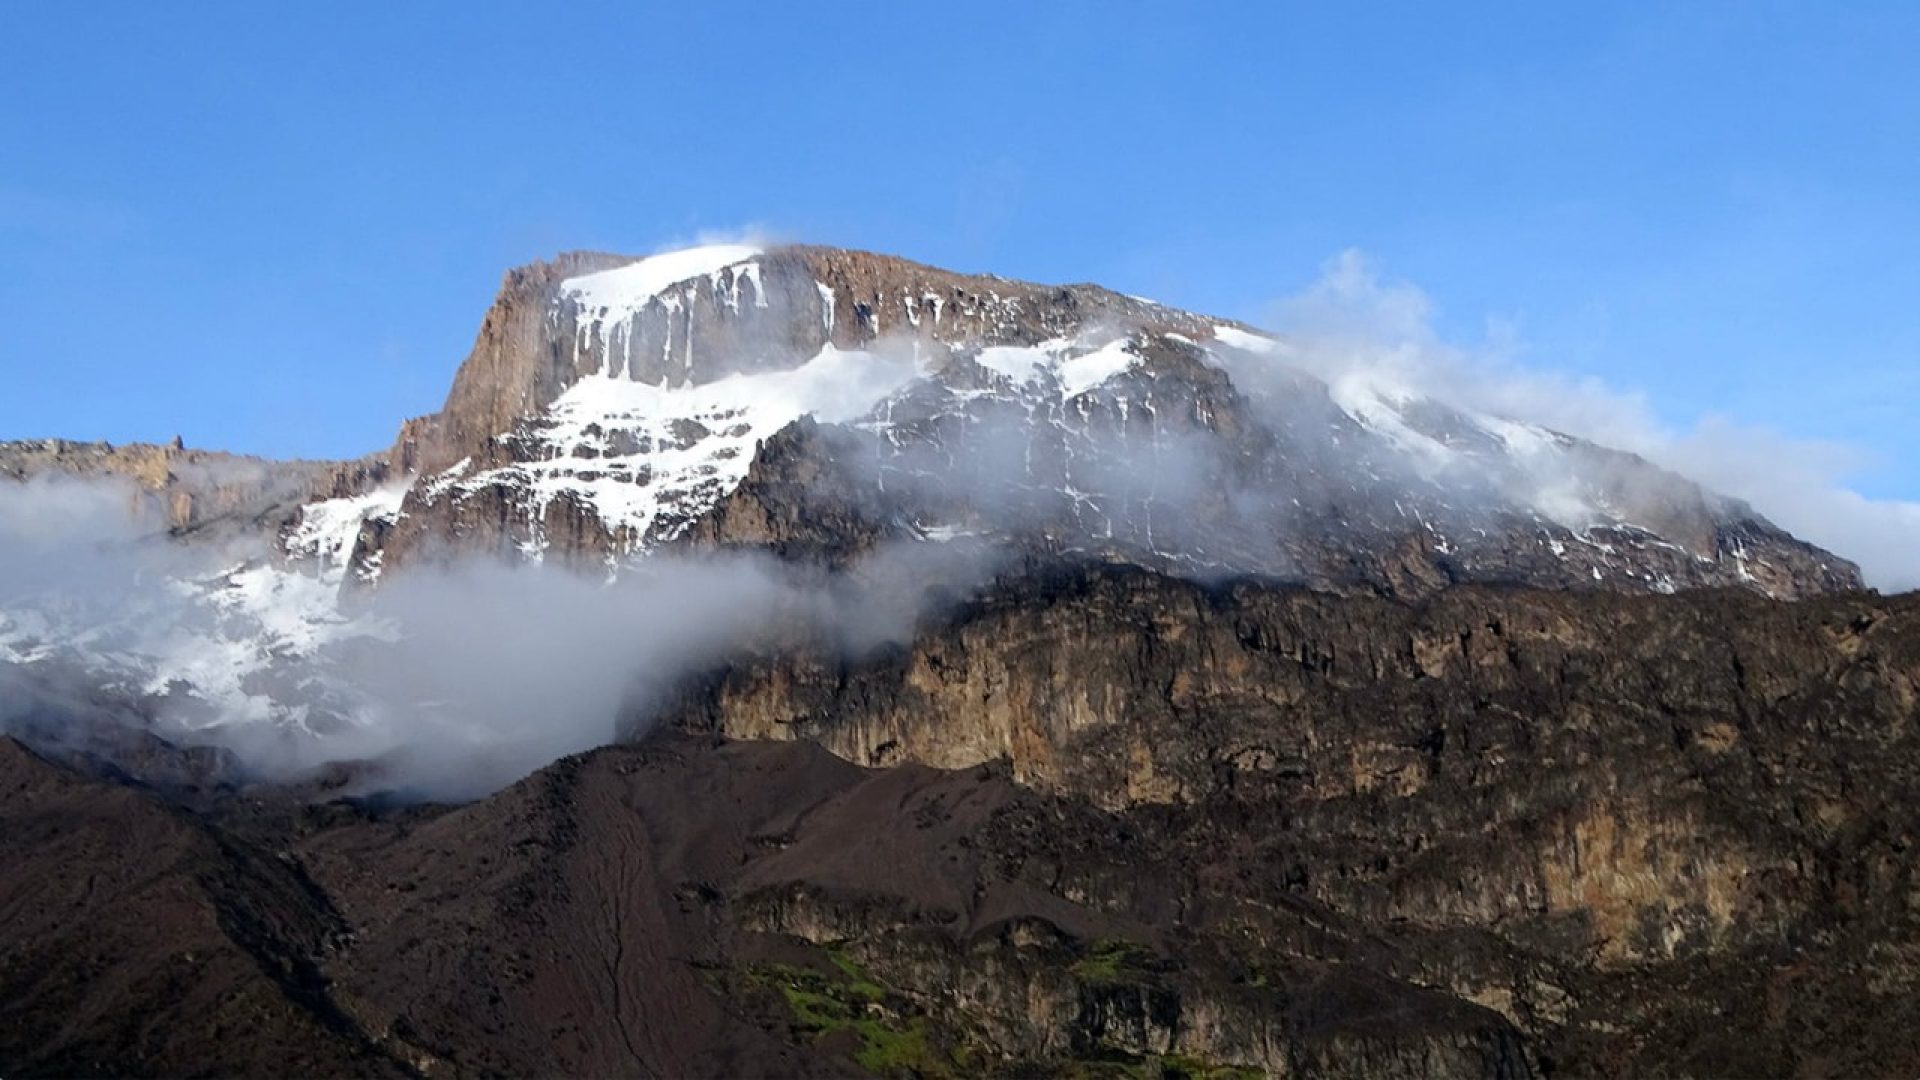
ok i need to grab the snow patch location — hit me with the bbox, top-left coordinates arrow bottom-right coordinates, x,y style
1211,324 -> 1285,355
285,484 -> 409,583
453,343 -> 921,552
968,335 -> 1141,399
561,244 -> 762,321
1328,371 -> 1455,472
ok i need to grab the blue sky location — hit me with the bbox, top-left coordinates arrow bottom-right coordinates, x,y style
2,2 -> 1915,499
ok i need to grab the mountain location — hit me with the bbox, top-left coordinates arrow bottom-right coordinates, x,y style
0,243 -> 1909,1078
300,243 -> 1854,597
0,437 -> 383,541
7,242 -> 1864,746
2,577 -> 1917,1077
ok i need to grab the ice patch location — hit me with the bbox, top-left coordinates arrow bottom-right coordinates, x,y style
453,343 -> 921,551
285,484 -> 409,582
1211,324 -> 1285,355
560,244 -> 762,321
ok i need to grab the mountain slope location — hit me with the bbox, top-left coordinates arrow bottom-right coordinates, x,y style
300,243 -> 1855,596
0,737 -> 406,1077
4,572 -> 1918,1077
0,242 -> 1910,1079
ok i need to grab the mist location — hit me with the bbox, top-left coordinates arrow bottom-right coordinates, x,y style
5,251 -> 1913,801
0,475 -> 1003,800
219,540 -> 1003,800
1263,250 -> 1920,591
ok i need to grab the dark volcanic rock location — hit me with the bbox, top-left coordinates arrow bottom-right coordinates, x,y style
4,570 -> 1918,1077
0,737 -> 405,1078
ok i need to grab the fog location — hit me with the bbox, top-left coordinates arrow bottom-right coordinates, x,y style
1265,250 -> 1920,590
3,250 -> 1913,799
0,475 -> 1003,800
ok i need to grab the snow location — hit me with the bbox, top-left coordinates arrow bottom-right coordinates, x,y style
1211,324 -> 1285,354
560,244 -> 762,321
0,474 -> 422,732
1475,413 -> 1560,457
285,484 -> 409,582
162,562 -> 394,726
449,343 -> 921,550
1327,371 -> 1456,472
969,335 -> 1141,399
1,552 -> 396,732
1057,339 -> 1140,398
975,343 -> 1054,383
816,282 -> 836,332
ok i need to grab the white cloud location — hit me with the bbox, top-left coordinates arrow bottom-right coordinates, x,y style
1265,250 -> 1920,591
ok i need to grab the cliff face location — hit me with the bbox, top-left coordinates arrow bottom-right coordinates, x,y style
329,243 -> 1859,599
0,437 -> 382,540
644,566 -> 1920,1073
3,569 -> 1916,1077
1,242 -> 1909,1078
400,245 -> 1213,480
663,565 -> 1918,808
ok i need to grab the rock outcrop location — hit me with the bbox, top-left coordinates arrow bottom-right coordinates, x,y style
0,437 -> 385,540
4,566 -> 1917,1076
306,243 -> 1860,600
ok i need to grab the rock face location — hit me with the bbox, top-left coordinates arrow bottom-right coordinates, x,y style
664,563 -> 1919,805
319,242 -> 1857,596
0,437 -> 383,541
3,572 -> 1918,1077
1,241 -> 1908,1078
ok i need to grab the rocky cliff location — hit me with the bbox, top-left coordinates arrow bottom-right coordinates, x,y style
302,243 -> 1857,598
3,573 -> 1916,1077
0,437 -> 383,541
0,241 -> 1908,1079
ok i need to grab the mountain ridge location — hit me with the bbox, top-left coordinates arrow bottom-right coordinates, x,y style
0,243 -> 1868,743
287,242 -> 1861,596
2,243 -> 1916,1078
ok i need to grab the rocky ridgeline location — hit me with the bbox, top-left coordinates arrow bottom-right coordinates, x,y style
263,243 -> 1853,598
393,246 -> 1216,480
0,437 -> 383,541
0,245 -> 1914,1076
3,575 -> 1917,1076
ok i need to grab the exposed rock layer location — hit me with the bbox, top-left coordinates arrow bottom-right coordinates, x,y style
0,438 -> 384,542
4,572 -> 1918,1077
356,244 -> 1860,598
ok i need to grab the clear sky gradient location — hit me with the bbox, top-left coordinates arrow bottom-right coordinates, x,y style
2,2 -> 1915,498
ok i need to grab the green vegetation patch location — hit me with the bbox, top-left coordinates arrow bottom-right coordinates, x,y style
1152,1052 -> 1265,1080
826,945 -> 891,1002
1051,1050 -> 1265,1080
1071,937 -> 1162,986
748,953 -> 955,1078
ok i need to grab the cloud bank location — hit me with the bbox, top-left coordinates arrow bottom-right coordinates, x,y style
1266,250 -> 1920,591
0,476 -> 1000,800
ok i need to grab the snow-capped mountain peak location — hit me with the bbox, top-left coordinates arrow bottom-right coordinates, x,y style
0,243 -> 1863,742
